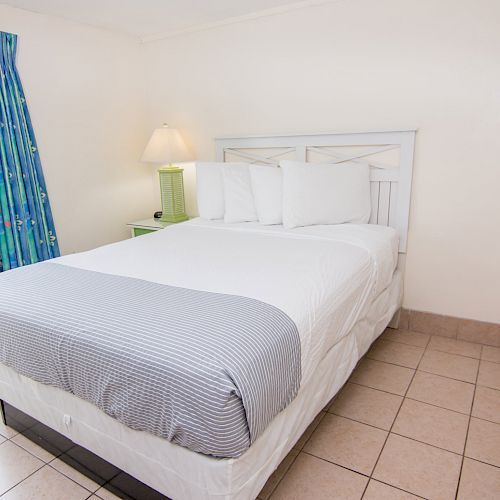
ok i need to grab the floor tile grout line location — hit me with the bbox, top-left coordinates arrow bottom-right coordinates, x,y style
383,328 -> 430,339
481,358 -> 500,365
388,431 -> 465,458
425,335 -> 483,356
411,367 -> 476,385
426,347 -> 481,361
402,395 -> 472,417
0,442 -> 102,497
361,337 -> 429,499
11,438 -> 63,465
301,449 -> 370,478
265,453 -> 300,500
461,455 -> 500,471
418,346 -> 481,379
45,443 -> 125,494
0,455 -> 45,498
300,449 -> 428,499
297,410 -> 327,451
386,328 -> 500,357
419,346 -> 482,365
350,358 -> 482,396
0,430 -> 18,440
327,408 -> 470,458
327,410 -> 397,432
46,461 -> 104,495
379,338 -> 430,349
366,353 -> 423,368
1,425 -> 155,500
364,332 -> 497,373
395,328 -> 500,350
2,432 -> 103,497
453,345 -> 481,500
365,340 -> 425,369
479,347 -> 500,364
267,411 -> 326,500
365,354 -> 421,370
97,470 -> 128,499
354,358 -> 417,380
465,414 -> 500,428
336,362 -> 480,418
373,338 -> 426,352
365,478 -> 428,500
347,380 -> 407,397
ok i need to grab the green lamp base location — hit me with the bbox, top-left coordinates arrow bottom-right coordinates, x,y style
158,165 -> 189,224
160,213 -> 189,223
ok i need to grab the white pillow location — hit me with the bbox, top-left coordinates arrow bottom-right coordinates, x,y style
249,165 -> 283,225
280,160 -> 371,228
196,162 -> 246,220
222,164 -> 258,223
196,162 -> 225,220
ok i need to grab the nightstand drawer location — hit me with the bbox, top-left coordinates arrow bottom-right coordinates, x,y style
127,217 -> 193,238
132,227 -> 157,237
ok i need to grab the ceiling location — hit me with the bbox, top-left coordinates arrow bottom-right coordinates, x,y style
3,0 -> 320,40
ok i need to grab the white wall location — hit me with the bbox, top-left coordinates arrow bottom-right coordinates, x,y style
1,1 -> 498,325
0,4 -> 157,254
142,0 -> 500,323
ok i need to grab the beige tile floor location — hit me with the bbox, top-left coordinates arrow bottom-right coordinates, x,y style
0,329 -> 499,499
259,329 -> 500,500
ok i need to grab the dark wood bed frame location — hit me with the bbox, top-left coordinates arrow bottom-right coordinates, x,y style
0,399 -> 168,499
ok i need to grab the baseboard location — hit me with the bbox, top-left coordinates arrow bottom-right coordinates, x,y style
395,309 -> 500,347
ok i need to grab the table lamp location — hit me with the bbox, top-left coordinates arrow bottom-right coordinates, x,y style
141,124 -> 193,223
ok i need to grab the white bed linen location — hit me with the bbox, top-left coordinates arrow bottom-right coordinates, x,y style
0,219 -> 400,499
56,218 -> 398,385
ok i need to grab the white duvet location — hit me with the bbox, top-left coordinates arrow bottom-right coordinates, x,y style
57,218 -> 398,384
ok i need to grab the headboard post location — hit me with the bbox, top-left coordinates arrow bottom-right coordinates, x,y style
394,131 -> 416,253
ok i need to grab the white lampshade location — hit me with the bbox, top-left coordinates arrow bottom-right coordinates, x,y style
141,124 -> 193,164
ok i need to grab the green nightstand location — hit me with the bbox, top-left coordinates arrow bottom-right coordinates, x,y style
127,218 -> 188,238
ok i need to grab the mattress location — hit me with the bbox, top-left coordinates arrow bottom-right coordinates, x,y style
56,218 -> 399,388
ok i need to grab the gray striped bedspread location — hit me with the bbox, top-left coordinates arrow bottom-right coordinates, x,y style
0,263 -> 301,457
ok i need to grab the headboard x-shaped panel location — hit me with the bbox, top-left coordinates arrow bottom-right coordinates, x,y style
215,130 -> 416,253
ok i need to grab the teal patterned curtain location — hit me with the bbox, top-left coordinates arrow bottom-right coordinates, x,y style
0,32 -> 59,272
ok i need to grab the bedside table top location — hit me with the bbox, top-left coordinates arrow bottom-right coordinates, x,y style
127,217 -> 194,230
127,218 -> 175,230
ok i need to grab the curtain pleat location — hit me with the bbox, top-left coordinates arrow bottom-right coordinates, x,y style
0,31 -> 59,272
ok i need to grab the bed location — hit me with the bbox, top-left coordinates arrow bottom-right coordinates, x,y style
0,130 -> 415,499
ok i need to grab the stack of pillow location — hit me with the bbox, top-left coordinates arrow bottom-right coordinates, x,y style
196,160 -> 371,229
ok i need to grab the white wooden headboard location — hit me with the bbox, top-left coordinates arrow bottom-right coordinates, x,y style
215,130 -> 416,253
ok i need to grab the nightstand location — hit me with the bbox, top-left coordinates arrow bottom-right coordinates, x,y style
127,218 -> 187,238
